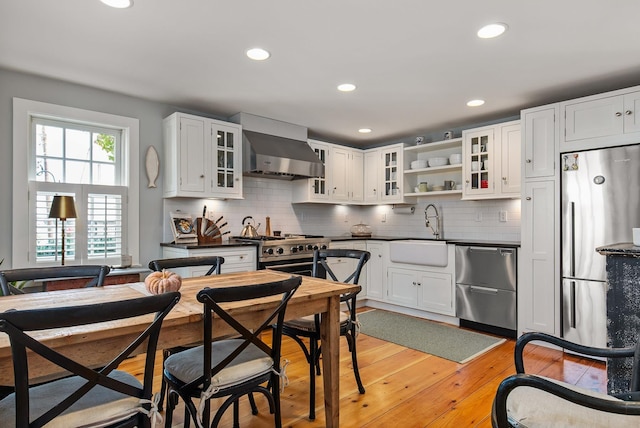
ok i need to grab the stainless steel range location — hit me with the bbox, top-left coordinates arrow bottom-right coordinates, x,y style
230,235 -> 330,276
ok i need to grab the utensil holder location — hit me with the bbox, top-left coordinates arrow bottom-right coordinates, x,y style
197,217 -> 222,245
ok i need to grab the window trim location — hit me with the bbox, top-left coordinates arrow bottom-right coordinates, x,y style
12,98 -> 139,268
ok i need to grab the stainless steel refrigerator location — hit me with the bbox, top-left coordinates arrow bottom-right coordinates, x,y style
561,144 -> 640,347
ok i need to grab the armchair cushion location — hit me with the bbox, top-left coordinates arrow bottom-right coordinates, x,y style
0,370 -> 142,428
506,376 -> 636,427
164,338 -> 273,389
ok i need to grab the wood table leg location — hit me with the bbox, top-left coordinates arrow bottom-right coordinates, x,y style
320,294 -> 340,428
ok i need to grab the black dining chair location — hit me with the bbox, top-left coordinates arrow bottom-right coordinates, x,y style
0,291 -> 180,427
148,255 -> 225,411
281,248 -> 370,420
0,265 -> 111,295
492,331 -> 640,427
163,275 -> 302,428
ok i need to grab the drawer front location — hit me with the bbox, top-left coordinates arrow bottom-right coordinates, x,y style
455,284 -> 516,330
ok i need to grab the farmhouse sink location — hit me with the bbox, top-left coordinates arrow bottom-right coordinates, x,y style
389,240 -> 448,267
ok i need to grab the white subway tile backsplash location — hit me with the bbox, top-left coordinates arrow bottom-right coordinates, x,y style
162,177 -> 521,242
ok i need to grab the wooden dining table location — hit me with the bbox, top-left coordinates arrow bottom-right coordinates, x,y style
0,269 -> 359,428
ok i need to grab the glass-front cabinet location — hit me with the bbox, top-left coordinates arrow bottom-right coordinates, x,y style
213,123 -> 242,197
463,127 -> 495,198
380,144 -> 405,202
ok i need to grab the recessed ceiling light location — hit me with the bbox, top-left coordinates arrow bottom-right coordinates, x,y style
337,83 -> 356,92
467,99 -> 485,107
246,48 -> 270,61
477,23 -> 508,39
100,0 -> 133,8
358,128 -> 372,134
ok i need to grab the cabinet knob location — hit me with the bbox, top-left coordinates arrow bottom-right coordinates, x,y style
626,110 -> 633,115
525,159 -> 532,163
526,196 -> 532,200
466,180 -> 470,184
412,281 -> 416,286
502,177 -> 507,181
200,174 -> 205,178
615,111 -> 622,117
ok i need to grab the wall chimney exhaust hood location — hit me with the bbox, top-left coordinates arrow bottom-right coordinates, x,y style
231,112 -> 324,180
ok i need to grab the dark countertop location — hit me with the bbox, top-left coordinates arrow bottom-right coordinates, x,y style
327,235 -> 520,248
160,241 -> 257,250
596,243 -> 640,256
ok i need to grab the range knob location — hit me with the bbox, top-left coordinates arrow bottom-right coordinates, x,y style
306,244 -> 314,250
313,245 -> 319,250
291,246 -> 298,253
298,245 -> 305,251
264,248 -> 274,255
320,244 -> 328,250
276,247 -> 284,255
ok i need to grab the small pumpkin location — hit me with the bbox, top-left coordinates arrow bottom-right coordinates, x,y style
144,269 -> 182,294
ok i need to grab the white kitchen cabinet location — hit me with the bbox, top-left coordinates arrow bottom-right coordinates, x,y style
387,267 -> 454,316
462,120 -> 521,200
522,104 -> 558,179
330,146 -> 363,203
292,140 -> 330,202
365,241 -> 386,300
163,112 -> 242,199
519,180 -> 558,336
363,144 -> 410,204
403,137 -> 463,196
561,88 -> 640,149
161,245 -> 257,276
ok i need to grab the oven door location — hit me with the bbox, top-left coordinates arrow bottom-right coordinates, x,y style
260,258 -> 325,278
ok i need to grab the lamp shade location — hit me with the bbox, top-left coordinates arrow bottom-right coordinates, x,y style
48,195 -> 77,220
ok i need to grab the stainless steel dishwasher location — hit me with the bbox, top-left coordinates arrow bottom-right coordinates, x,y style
455,245 -> 517,336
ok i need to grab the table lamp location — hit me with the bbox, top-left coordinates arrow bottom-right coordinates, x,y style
48,195 -> 77,265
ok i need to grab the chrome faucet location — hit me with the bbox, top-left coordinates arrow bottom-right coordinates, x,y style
424,203 -> 441,240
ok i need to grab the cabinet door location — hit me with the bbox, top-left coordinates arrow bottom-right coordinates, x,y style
330,146 -> 349,201
365,241 -> 385,299
623,90 -> 640,134
519,180 -> 557,335
350,150 -> 364,201
417,271 -> 454,315
179,116 -> 207,193
380,147 -> 403,201
564,95 -> 624,141
463,128 -> 495,197
309,141 -> 330,200
387,268 -> 418,307
211,123 -> 242,197
499,123 -> 521,195
523,106 -> 557,178
364,150 -> 380,202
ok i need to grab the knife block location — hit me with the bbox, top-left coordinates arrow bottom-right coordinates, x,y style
197,217 -> 222,245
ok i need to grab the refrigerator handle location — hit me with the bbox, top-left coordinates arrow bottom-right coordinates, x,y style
570,201 -> 576,277
570,280 -> 576,329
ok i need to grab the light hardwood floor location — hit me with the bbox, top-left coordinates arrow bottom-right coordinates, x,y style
121,309 -> 606,427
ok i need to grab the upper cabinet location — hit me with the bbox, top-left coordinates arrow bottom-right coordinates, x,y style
522,104 -> 558,179
163,112 -> 242,199
364,143 -> 412,204
561,87 -> 640,150
403,137 -> 463,196
293,139 -> 363,204
462,120 -> 521,200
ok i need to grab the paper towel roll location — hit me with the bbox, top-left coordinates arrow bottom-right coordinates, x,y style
392,205 -> 415,214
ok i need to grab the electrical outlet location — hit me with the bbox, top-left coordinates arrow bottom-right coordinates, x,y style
208,210 -> 215,219
475,211 -> 482,222
381,213 -> 386,223
344,214 -> 349,223
499,210 -> 508,222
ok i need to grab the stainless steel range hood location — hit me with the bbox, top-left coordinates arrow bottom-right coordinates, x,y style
231,112 -> 324,180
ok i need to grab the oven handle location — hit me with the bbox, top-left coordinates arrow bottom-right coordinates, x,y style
264,261 -> 315,269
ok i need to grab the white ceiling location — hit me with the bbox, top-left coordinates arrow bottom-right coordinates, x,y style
2,1 -> 640,147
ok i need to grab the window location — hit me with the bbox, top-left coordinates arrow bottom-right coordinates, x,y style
12,98 -> 139,268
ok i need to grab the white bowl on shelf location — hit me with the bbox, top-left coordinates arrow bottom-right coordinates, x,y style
431,185 -> 444,191
428,157 -> 448,167
449,153 -> 462,165
410,159 -> 428,169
